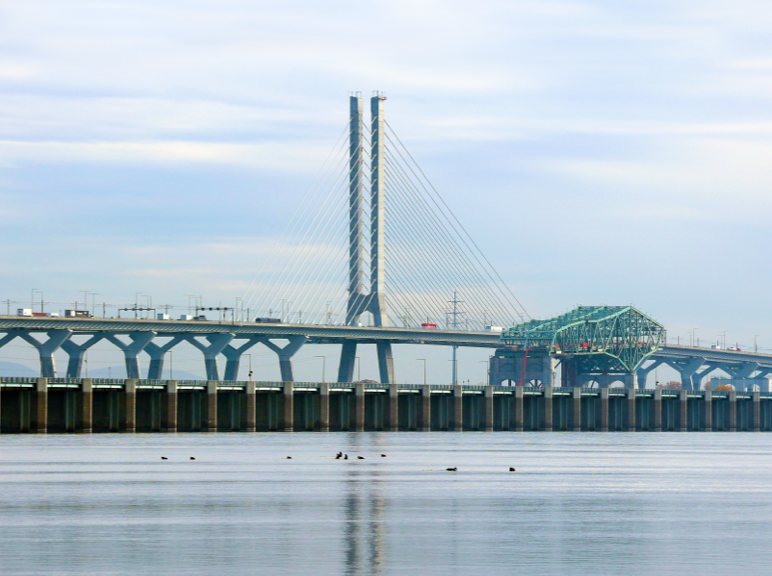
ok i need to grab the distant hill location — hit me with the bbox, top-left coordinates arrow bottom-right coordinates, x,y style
0,362 -> 38,377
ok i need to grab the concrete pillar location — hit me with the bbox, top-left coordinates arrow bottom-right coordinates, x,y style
728,391 -> 737,432
35,377 -> 47,433
653,389 -> 662,432
125,379 -> 137,433
81,378 -> 93,433
376,341 -> 395,384
246,381 -> 256,431
543,386 -> 553,431
627,388 -> 636,432
600,388 -> 609,432
355,383 -> 365,431
703,390 -> 712,432
166,380 -> 178,432
679,390 -> 687,432
388,384 -> 399,431
282,381 -> 293,432
484,386 -> 494,431
753,391 -> 760,432
262,336 -> 306,383
421,385 -> 432,431
19,330 -> 72,378
337,341 -> 357,383
514,387 -> 524,432
318,382 -> 329,431
452,385 -> 463,431
206,380 -> 218,432
572,387 -> 581,431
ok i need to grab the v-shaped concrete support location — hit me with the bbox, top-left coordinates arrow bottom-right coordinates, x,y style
17,329 -> 73,378
185,333 -> 235,381
105,332 -> 156,379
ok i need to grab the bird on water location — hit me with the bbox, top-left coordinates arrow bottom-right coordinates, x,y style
344,454 -> 348,460
190,457 -> 196,461
161,457 -> 168,460
357,456 -> 365,460
509,467 -> 516,472
286,456 -> 292,459
380,454 -> 387,457
335,452 -> 343,459
446,467 -> 457,472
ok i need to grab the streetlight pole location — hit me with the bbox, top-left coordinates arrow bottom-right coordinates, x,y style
30,288 -> 37,312
245,353 -> 253,380
81,291 -> 90,314
755,335 -> 759,354
315,356 -> 326,383
417,359 -> 426,385
479,360 -> 489,385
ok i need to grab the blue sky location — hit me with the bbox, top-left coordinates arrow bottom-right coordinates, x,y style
1,1 -> 771,382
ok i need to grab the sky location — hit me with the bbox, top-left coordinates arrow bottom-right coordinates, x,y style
1,0 -> 771,383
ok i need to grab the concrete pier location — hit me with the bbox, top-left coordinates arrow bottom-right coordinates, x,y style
1,377 -> 770,434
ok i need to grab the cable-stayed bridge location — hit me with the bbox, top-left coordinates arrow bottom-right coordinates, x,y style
1,94 -> 771,390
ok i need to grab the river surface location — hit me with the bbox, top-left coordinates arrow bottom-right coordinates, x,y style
0,432 -> 771,575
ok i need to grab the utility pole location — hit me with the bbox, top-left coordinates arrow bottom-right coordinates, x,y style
315,356 -> 326,383
448,290 -> 463,385
417,359 -> 427,385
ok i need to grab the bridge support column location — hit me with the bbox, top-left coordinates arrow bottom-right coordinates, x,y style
653,389 -> 662,431
282,382 -> 293,432
514,387 -> 524,431
376,342 -> 395,384
19,330 -> 72,378
453,385 -> 463,431
753,391 -> 760,431
125,379 -> 137,433
355,383 -> 365,431
105,332 -> 155,380
166,381 -> 178,432
573,387 -> 581,431
262,336 -> 307,383
186,334 -> 236,381
703,390 -> 712,431
145,336 -> 183,380
206,381 -> 218,432
636,360 -> 661,389
679,390 -> 687,432
543,386 -> 553,431
246,381 -> 257,431
421,385 -> 432,431
627,388 -> 636,431
35,378 -> 47,433
484,386 -> 494,431
600,388 -> 609,431
62,335 -> 104,378
221,337 -> 263,381
668,357 -> 705,391
728,391 -> 737,432
317,383 -> 329,431
338,341 -> 357,382
81,378 -> 93,433
388,384 -> 399,431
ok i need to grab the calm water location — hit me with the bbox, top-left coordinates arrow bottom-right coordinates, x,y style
0,432 -> 771,575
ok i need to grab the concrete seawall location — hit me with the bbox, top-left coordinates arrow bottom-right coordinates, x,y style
0,378 -> 766,433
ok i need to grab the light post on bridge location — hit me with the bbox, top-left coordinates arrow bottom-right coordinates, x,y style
417,359 -> 427,385
479,360 -> 489,386
315,356 -> 326,383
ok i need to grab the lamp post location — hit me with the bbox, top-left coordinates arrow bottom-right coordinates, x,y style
315,356 -> 326,383
479,360 -> 489,385
30,288 -> 37,312
245,353 -> 253,380
417,359 -> 426,385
